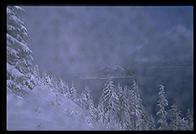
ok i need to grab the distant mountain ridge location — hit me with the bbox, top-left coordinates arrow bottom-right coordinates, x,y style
87,65 -> 132,78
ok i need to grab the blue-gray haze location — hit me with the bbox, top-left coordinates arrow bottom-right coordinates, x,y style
22,6 -> 193,115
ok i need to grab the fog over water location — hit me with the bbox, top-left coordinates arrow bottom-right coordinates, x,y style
22,6 -> 193,114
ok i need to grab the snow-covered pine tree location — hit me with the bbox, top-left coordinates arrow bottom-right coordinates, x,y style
79,86 -> 93,110
179,117 -> 188,130
52,76 -> 59,89
118,85 -> 131,130
68,82 -> 77,101
97,79 -> 113,129
41,72 -> 60,93
97,79 -> 121,129
115,83 -> 129,130
148,115 -> 156,130
185,109 -> 193,130
7,6 -> 37,97
43,72 -> 52,86
168,103 -> 182,130
47,72 -> 59,90
32,65 -> 41,86
128,81 -> 140,130
58,79 -> 67,94
87,96 -> 99,129
133,80 -> 148,130
109,85 -> 121,129
141,109 -> 154,130
156,84 -> 169,130
63,83 -> 70,96
125,80 -> 147,130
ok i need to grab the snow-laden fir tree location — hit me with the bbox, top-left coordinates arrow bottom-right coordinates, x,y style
51,75 -> 59,90
115,84 -> 124,129
42,72 -> 52,85
97,79 -> 113,129
115,84 -> 129,130
57,79 -> 68,94
119,85 -> 132,130
128,80 -> 148,130
100,80 -> 150,130
132,80 -> 145,130
128,81 -> 142,130
87,100 -> 99,128
32,65 -> 41,86
185,109 -> 193,130
168,103 -> 182,130
79,86 -> 93,110
109,84 -> 121,129
63,83 -> 70,97
156,84 -> 169,130
78,86 -> 99,129
98,80 -> 111,122
97,79 -> 121,129
67,82 -> 77,101
179,117 -> 189,130
46,72 -> 59,90
86,93 -> 99,129
148,115 -> 156,130
141,109 -> 154,130
7,6 -> 38,97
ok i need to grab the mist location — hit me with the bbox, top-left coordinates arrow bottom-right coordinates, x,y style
22,6 -> 193,115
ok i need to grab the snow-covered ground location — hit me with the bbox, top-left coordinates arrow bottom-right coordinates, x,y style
7,85 -> 93,130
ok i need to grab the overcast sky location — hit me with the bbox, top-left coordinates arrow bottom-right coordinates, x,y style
22,6 -> 193,75
22,6 -> 193,114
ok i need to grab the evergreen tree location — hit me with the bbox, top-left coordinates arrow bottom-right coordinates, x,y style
98,80 -> 113,121
63,83 -> 70,96
58,79 -> 67,94
121,85 -> 133,130
51,75 -> 59,90
156,84 -> 168,130
43,72 -> 52,86
79,86 -> 93,110
109,85 -> 121,129
97,79 -> 113,129
168,103 -> 182,130
115,84 -> 129,130
32,65 -> 41,86
114,81 -> 147,130
148,115 -> 156,130
179,117 -> 188,130
128,80 -> 147,130
68,82 -> 77,101
132,80 -> 143,130
7,6 -> 37,97
97,79 -> 121,129
141,109 -> 154,130
87,97 -> 99,128
185,109 -> 193,130
47,72 -> 59,90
